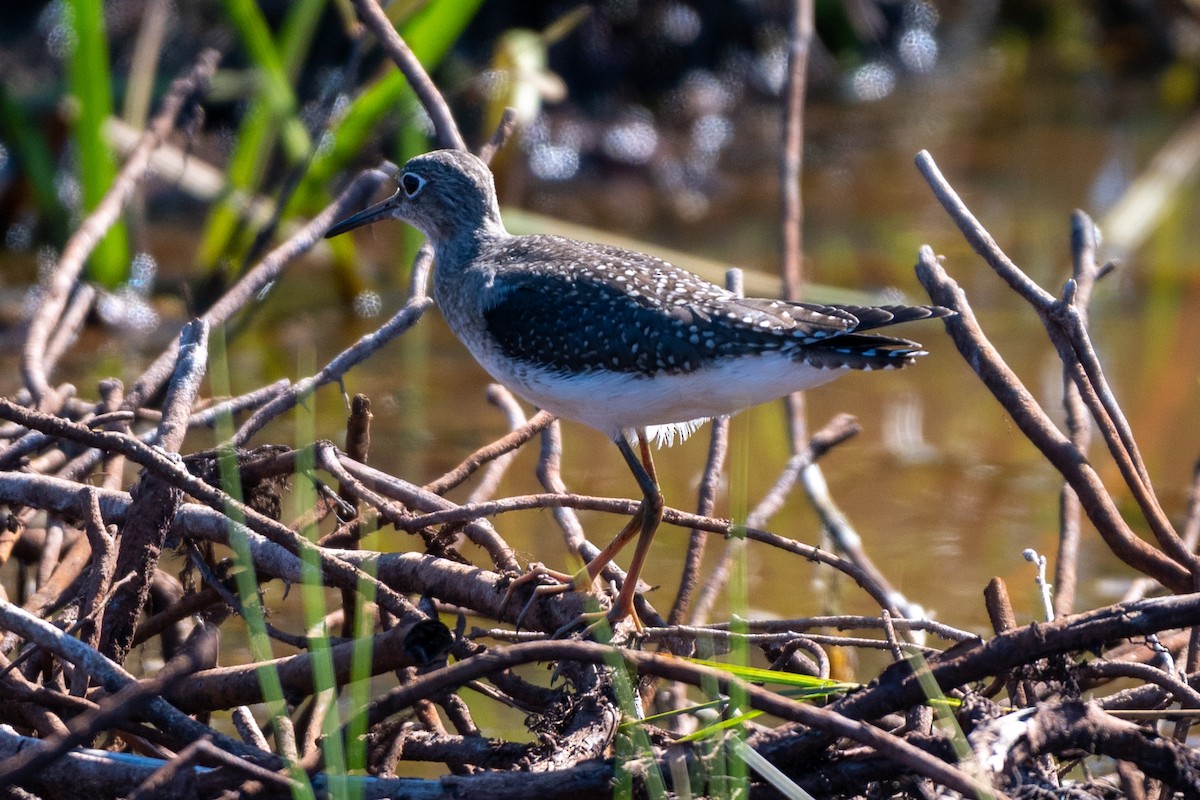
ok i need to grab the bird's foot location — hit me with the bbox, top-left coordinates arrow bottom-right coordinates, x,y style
503,562 -> 593,631
503,562 -> 645,638
552,603 -> 643,640
501,562 -> 579,606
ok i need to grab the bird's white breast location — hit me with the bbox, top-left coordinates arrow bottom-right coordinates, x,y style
473,349 -> 848,444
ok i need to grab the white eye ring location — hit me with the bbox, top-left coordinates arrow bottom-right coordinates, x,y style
400,172 -> 427,198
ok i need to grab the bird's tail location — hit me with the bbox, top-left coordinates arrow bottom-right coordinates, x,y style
835,304 -> 954,332
797,333 -> 931,371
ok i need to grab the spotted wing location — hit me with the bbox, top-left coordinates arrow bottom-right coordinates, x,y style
482,270 -> 729,375
480,235 -> 945,375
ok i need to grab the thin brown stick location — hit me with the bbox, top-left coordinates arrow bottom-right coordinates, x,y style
159,611 -> 449,714
349,0 -> 466,152
467,386 -> 532,505
325,446 -> 520,572
0,400 -> 434,629
1084,660 -> 1200,710
34,518 -> 64,590
1183,459 -> 1200,553
71,490 -> 115,696
124,165 -> 392,412
1055,209 -> 1108,617
690,413 -> 862,623
0,599 -> 266,778
478,107 -> 519,165
103,322 -> 207,663
534,420 -> 603,569
984,576 -> 1031,707
1049,296 -> 1196,571
913,246 -> 1189,592
696,614 -> 977,642
424,408 -> 555,496
42,284 -> 96,376
376,487 -> 913,616
22,50 -> 219,408
341,638 -> 1008,800
232,294 -> 432,445
126,737 -> 298,799
833,591 -> 1200,726
670,412 -> 727,625
915,151 -> 1195,577
1010,701 -> 1200,797
779,0 -> 812,301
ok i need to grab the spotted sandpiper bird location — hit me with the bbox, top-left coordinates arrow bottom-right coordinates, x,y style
326,149 -> 948,629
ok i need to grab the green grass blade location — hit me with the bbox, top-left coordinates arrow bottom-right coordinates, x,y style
0,85 -> 70,243
728,736 -> 815,800
290,358 -> 350,788
683,657 -> 861,692
606,649 -> 668,800
344,543 -> 378,789
907,651 -> 993,799
65,0 -> 129,286
676,709 -> 765,743
200,0 -> 323,271
210,326 -> 316,800
221,0 -> 312,158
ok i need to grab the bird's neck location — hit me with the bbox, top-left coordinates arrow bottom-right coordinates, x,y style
430,218 -> 508,280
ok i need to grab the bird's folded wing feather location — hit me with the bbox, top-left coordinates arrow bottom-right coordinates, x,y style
478,237 -> 903,376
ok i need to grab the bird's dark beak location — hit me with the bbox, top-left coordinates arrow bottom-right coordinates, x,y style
324,190 -> 403,238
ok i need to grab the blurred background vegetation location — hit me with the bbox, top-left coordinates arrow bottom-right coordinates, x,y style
3,0 -> 1199,293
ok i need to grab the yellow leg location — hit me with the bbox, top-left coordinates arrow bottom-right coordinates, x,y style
507,431 -> 664,633
599,433 -> 664,630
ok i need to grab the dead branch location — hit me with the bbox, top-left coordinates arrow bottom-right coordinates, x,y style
22,50 -> 219,408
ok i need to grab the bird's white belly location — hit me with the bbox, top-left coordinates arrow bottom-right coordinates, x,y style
477,351 -> 848,443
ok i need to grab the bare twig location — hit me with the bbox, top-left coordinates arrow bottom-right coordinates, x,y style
0,400 -> 437,630
691,413 -> 863,623
915,151 -> 1197,577
326,446 -> 520,572
232,295 -> 432,445
478,107 -> 519,165
0,600 -> 266,779
670,411 -> 727,625
1055,214 -> 1098,617
71,490 -> 115,696
467,386 -> 532,505
124,165 -> 392,412
102,320 -> 210,664
913,246 -> 1189,592
425,408 -> 555,497
779,0 -> 812,300
1008,701 -> 1200,796
22,50 -> 219,408
344,638 -> 1008,800
42,285 -> 96,376
163,618 -> 438,713
349,0 -> 466,152
380,488 -> 916,616
1083,660 -> 1200,710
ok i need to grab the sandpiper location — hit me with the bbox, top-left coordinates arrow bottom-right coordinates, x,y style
326,149 -> 948,629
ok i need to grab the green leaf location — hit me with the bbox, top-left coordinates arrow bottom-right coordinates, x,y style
66,0 -> 129,286
199,0 -> 324,272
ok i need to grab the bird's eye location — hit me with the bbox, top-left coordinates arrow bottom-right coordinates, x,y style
401,172 -> 426,198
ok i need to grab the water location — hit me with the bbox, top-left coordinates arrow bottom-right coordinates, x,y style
4,43 -> 1200,641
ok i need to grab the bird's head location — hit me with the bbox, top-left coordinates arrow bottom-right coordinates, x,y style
325,150 -> 504,244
